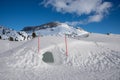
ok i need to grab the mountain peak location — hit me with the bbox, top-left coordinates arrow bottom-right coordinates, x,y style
22,21 -> 61,31
22,22 -> 89,37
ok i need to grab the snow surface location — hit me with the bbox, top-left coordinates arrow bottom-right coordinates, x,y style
0,26 -> 28,41
0,33 -> 120,80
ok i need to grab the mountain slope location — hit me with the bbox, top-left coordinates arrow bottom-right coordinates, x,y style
22,22 -> 89,37
0,22 -> 89,41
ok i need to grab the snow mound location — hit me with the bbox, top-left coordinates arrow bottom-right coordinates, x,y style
5,35 -> 120,71
0,34 -> 120,80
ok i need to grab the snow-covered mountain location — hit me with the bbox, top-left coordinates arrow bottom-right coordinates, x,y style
22,22 -> 89,37
0,26 -> 28,41
0,22 -> 89,41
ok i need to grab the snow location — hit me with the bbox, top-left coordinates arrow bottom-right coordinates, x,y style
25,22 -> 89,37
0,22 -> 89,41
0,33 -> 120,80
0,26 -> 28,41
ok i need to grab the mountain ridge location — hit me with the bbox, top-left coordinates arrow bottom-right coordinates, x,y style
22,22 -> 89,37
0,22 -> 89,41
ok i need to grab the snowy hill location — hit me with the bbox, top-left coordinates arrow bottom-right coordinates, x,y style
0,26 -> 28,41
0,33 -> 120,80
0,22 -> 89,41
22,22 -> 89,37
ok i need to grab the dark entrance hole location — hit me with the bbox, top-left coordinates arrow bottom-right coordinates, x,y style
42,51 -> 54,63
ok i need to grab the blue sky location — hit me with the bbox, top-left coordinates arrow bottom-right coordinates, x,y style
0,0 -> 120,34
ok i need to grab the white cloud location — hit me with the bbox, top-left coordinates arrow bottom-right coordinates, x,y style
42,0 -> 112,24
88,2 -> 111,23
88,14 -> 103,22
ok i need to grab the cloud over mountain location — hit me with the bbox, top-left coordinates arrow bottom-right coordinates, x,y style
42,0 -> 112,24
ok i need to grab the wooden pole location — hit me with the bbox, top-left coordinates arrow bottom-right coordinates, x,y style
38,36 -> 40,53
65,34 -> 68,56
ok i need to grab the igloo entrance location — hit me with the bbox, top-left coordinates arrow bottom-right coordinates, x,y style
42,51 -> 54,63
